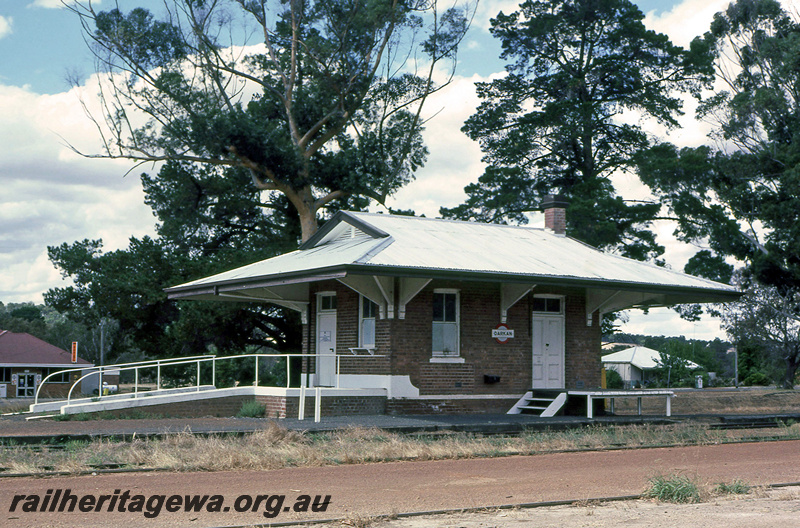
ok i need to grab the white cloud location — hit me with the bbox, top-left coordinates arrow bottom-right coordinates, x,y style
647,0 -> 800,47
386,73 -> 494,216
644,0 -> 731,47
625,308 -> 724,341
27,0 -> 69,8
0,82 -> 156,304
0,16 -> 12,39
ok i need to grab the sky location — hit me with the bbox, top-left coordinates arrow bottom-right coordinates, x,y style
1,0 -> 795,341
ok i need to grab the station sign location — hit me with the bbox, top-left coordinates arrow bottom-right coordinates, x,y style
492,324 -> 514,344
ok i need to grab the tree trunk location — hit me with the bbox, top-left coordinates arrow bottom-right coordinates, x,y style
783,351 -> 799,390
298,211 -> 319,243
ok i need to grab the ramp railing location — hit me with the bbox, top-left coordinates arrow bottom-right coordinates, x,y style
34,352 -> 385,421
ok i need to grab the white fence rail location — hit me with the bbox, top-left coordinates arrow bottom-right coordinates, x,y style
34,353 -> 385,422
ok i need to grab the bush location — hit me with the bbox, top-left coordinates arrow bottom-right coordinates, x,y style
714,479 -> 750,495
605,369 -> 624,389
237,400 -> 266,418
644,474 -> 700,503
743,371 -> 771,386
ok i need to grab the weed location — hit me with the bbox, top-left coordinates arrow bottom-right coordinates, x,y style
714,480 -> 751,495
64,440 -> 88,452
645,474 -> 701,503
237,400 -> 266,418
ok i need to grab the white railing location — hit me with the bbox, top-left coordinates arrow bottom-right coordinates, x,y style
35,352 -> 385,421
33,354 -> 216,405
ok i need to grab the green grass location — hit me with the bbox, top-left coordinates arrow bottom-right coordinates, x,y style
645,474 -> 701,503
236,400 -> 266,418
714,479 -> 751,495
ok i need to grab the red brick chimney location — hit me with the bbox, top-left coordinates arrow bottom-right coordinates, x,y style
541,194 -> 568,235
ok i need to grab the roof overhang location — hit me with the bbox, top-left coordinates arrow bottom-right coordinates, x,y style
166,263 -> 739,313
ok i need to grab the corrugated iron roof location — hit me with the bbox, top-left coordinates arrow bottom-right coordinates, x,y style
167,211 -> 739,304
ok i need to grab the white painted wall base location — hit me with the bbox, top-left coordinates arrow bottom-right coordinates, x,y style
310,374 -> 420,399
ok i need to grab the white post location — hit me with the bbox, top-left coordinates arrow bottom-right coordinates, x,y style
286,355 -> 291,388
157,362 -> 161,391
298,384 -> 306,421
134,367 -> 139,398
666,395 -> 672,417
196,361 -> 201,392
314,387 -> 322,423
212,358 -> 216,388
586,395 -> 593,419
255,356 -> 259,387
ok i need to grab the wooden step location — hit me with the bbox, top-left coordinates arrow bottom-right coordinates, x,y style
518,405 -> 548,411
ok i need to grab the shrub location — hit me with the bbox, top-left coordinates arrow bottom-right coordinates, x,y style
605,369 -> 624,389
237,400 -> 266,418
743,371 -> 772,386
644,474 -> 700,503
714,479 -> 750,495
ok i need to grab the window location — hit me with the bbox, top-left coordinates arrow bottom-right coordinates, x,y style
532,297 -> 562,314
432,290 -> 459,356
42,368 -> 70,383
359,296 -> 378,348
318,293 -> 337,311
0,368 -> 10,383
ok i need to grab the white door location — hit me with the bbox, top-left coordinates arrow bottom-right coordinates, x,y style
532,315 -> 565,389
316,312 -> 337,387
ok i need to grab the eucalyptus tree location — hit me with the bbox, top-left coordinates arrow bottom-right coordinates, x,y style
638,0 -> 800,288
68,0 -> 473,241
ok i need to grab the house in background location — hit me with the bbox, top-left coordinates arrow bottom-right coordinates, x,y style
602,346 -> 702,388
0,330 -> 92,398
166,199 -> 739,416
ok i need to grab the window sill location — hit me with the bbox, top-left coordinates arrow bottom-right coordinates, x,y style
429,356 -> 465,364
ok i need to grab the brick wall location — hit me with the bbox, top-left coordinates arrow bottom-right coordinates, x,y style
92,395 -> 257,418
303,278 -> 603,399
305,281 -> 393,378
386,397 -> 520,415
395,281 -> 535,395
75,394 -> 386,419
562,290 -> 602,389
281,395 -> 386,418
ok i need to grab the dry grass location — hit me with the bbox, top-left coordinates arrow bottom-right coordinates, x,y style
2,421 -> 800,476
0,400 -> 31,414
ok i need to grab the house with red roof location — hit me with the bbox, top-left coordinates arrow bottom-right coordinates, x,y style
0,330 -> 92,398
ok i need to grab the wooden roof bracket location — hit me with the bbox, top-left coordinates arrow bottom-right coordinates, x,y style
398,278 -> 432,320
337,275 -> 396,319
501,284 -> 536,323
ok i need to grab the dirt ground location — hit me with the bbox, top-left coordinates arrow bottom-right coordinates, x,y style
350,486 -> 800,528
